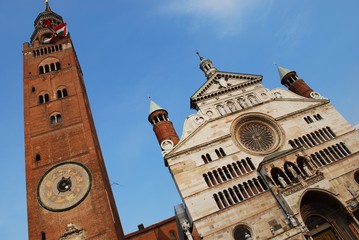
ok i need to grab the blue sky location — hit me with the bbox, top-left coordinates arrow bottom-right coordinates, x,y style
0,0 -> 358,239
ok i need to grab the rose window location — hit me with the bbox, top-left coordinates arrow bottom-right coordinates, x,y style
239,122 -> 275,152
232,114 -> 283,155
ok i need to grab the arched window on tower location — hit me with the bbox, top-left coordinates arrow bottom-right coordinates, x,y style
57,88 -> 68,99
50,63 -> 55,71
38,95 -> 44,104
38,93 -> 50,104
50,113 -> 62,124
44,65 -> 50,73
39,66 -> 44,74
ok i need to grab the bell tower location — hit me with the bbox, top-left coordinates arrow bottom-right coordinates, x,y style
23,2 -> 125,239
148,99 -> 179,164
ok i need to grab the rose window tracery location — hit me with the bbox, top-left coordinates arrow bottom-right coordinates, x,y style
232,114 -> 283,155
239,122 -> 275,152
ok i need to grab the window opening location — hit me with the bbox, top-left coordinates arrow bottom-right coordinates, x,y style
50,114 -> 62,124
39,95 -> 44,104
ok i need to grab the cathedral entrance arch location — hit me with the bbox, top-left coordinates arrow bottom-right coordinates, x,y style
300,190 -> 358,239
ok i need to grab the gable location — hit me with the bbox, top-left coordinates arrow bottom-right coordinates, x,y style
167,97 -> 328,157
190,71 -> 263,109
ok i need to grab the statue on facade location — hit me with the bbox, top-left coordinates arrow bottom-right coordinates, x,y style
227,102 -> 237,112
288,165 -> 298,179
302,164 -> 312,176
181,219 -> 194,240
238,98 -> 248,108
216,105 -> 226,116
278,175 -> 287,188
287,214 -> 298,227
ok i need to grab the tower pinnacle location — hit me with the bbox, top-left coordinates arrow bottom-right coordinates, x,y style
196,51 -> 204,61
45,0 -> 51,12
197,52 -> 217,79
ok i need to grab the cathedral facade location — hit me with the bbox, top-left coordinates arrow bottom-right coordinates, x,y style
149,55 -> 359,239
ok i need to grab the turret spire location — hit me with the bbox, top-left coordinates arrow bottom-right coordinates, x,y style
196,52 -> 217,79
149,99 -> 165,115
276,64 -> 293,81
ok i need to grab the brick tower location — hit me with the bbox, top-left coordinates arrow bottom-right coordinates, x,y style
277,65 -> 319,99
148,99 -> 179,165
23,2 -> 125,239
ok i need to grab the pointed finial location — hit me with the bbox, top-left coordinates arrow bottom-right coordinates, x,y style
196,51 -> 204,61
45,0 -> 51,11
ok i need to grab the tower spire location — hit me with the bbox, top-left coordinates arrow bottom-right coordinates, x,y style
45,0 -> 51,12
196,51 -> 204,61
196,52 -> 217,80
31,0 -> 63,44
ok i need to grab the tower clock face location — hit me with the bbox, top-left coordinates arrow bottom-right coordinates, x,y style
37,162 -> 92,212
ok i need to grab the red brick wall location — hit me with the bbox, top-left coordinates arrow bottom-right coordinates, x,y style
125,217 -> 179,240
289,79 -> 313,98
24,36 -> 125,240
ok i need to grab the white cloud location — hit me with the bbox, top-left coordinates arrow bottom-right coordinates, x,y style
158,0 -> 270,36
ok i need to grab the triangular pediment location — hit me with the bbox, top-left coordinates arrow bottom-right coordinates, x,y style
167,96 -> 328,159
191,71 -> 262,108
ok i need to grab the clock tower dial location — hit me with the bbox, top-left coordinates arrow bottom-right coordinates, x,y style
37,162 -> 92,212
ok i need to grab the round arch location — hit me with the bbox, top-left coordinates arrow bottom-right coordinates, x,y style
270,167 -> 290,188
232,224 -> 253,240
299,189 -> 358,239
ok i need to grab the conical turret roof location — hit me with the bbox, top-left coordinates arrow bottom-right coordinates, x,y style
276,65 -> 293,81
149,99 -> 165,115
